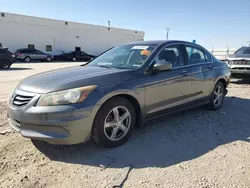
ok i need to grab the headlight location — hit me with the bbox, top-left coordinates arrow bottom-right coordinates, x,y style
37,85 -> 97,106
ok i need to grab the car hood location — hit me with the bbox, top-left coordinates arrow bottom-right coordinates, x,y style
17,65 -> 133,93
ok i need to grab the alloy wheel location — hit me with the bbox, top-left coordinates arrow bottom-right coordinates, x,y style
213,85 -> 224,106
104,106 -> 131,141
47,57 -> 52,62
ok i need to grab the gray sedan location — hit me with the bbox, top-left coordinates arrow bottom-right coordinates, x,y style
15,48 -> 53,62
7,40 -> 230,148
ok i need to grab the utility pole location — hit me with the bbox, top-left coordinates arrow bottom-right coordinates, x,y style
108,21 -> 111,30
166,28 -> 170,40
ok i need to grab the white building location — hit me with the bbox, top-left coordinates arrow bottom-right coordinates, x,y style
0,12 -> 145,55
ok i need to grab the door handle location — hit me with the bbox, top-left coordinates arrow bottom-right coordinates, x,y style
209,64 -> 213,69
181,70 -> 188,76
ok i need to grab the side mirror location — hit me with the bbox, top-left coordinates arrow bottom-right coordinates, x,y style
153,61 -> 172,72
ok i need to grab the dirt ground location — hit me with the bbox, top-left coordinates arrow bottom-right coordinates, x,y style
0,77 -> 250,188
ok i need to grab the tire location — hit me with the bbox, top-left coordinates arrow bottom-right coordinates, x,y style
92,97 -> 136,148
46,56 -> 52,62
24,56 -> 31,63
1,59 -> 11,69
207,81 -> 226,110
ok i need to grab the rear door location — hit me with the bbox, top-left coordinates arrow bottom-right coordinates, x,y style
183,45 -> 214,100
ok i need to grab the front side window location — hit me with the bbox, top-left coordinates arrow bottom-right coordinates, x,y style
88,44 -> 158,69
35,50 -> 43,54
154,46 -> 183,68
185,46 -> 207,65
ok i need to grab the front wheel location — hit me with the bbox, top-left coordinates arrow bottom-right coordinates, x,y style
1,59 -> 12,69
92,97 -> 136,148
207,81 -> 226,110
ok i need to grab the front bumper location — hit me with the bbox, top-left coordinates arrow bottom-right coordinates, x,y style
230,68 -> 250,75
7,89 -> 97,145
228,64 -> 250,75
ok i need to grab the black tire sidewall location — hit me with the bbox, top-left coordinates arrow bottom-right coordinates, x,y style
92,97 -> 136,148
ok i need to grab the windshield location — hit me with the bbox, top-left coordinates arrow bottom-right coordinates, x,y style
234,47 -> 244,55
88,44 -> 158,69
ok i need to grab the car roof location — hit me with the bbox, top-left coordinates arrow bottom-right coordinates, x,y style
16,48 -> 37,51
122,40 -> 205,48
241,46 -> 250,49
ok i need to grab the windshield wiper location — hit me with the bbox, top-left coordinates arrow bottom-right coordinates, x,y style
97,65 -> 115,69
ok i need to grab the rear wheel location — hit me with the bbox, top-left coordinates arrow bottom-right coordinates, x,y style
46,56 -> 52,62
207,81 -> 226,110
24,56 -> 31,63
92,97 -> 136,148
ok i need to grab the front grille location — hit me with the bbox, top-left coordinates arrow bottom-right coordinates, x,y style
231,67 -> 250,70
13,94 -> 33,107
229,60 -> 250,65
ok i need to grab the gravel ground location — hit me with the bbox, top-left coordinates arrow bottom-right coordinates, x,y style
0,77 -> 250,188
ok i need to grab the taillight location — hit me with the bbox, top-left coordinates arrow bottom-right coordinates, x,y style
17,53 -> 21,56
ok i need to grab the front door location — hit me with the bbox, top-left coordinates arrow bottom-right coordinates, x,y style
144,45 -> 192,118
32,50 -> 45,60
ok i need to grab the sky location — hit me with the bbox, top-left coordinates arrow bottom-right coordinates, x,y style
1,0 -> 250,49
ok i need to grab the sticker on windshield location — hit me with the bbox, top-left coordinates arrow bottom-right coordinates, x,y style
132,46 -> 149,50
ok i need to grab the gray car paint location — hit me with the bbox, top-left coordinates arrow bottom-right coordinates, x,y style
7,40 -> 231,145
15,49 -> 52,61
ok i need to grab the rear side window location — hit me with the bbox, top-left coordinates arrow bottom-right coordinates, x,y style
185,46 -> 207,65
21,49 -> 31,53
205,51 -> 212,62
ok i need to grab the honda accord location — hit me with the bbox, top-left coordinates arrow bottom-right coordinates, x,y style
7,40 -> 230,148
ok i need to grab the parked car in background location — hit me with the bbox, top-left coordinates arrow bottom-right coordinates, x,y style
61,51 -> 95,62
7,40 -> 230,148
0,47 -> 15,69
226,46 -> 250,76
51,50 -> 65,61
15,48 -> 53,63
